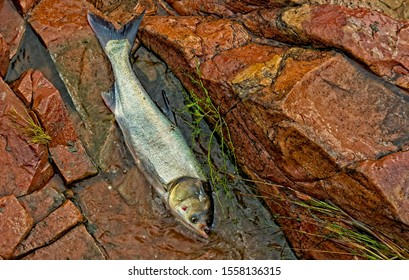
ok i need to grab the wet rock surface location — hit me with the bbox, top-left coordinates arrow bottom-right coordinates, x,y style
0,195 -> 33,259
1,0 -> 408,260
141,1 -> 409,258
0,77 -> 53,197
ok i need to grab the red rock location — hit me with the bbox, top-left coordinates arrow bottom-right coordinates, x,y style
140,14 -> 409,257
11,68 -> 34,106
281,5 -> 409,90
75,176 -> 234,259
166,0 -> 409,20
31,70 -> 77,146
0,0 -> 25,58
29,0 -> 117,163
166,0 -> 285,16
0,78 -> 54,197
281,54 -> 409,168
0,195 -> 33,259
240,8 -> 303,45
12,0 -> 38,14
28,0 -> 96,48
0,34 -> 10,77
354,151 -> 409,225
18,179 -> 65,223
49,141 -> 98,184
27,70 -> 98,183
14,200 -> 83,257
141,16 -> 250,68
23,225 -> 105,260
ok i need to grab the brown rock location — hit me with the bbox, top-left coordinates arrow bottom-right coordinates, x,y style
10,69 -> 34,106
23,225 -> 105,260
11,69 -> 98,184
18,178 -> 65,223
29,0 -> 117,165
166,0 -> 409,20
0,34 -> 10,77
14,200 -> 84,257
0,78 -> 53,197
354,150 -> 409,225
30,70 -> 79,146
281,54 -> 409,168
29,70 -> 98,183
140,14 -> 409,257
281,5 -> 409,90
12,0 -> 38,14
0,0 -> 25,58
0,195 -> 33,259
141,16 -> 250,68
240,8 -> 304,45
166,0 -> 287,16
49,141 -> 98,184
75,175 -> 246,259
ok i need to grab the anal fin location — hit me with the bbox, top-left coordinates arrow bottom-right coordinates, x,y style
160,90 -> 178,126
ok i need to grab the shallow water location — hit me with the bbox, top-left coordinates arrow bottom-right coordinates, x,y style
7,24 -> 295,259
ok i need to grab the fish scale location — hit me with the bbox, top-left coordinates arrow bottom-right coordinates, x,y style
88,11 -> 212,238
104,39 -> 206,187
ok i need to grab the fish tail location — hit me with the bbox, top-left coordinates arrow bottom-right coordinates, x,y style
87,11 -> 145,52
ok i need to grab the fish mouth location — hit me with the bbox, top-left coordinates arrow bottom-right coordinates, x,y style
178,217 -> 211,239
197,225 -> 211,238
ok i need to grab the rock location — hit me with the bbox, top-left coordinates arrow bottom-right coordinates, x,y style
89,0 -> 158,22
281,54 -> 409,168
166,0 -> 409,20
11,0 -> 38,15
12,69 -> 98,184
281,5 -> 409,90
30,70 -> 98,183
49,142 -> 98,184
0,0 -> 25,58
14,200 -> 84,257
0,78 -> 54,197
0,34 -> 10,77
18,178 -> 65,223
10,68 -> 34,106
0,195 -> 33,259
142,16 -> 250,68
139,14 -> 409,257
29,0 -> 117,165
75,176 -> 239,259
354,150 -> 409,225
23,225 -> 105,260
240,8 -> 303,45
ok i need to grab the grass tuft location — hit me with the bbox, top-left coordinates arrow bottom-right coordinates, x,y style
8,106 -> 52,145
239,178 -> 409,260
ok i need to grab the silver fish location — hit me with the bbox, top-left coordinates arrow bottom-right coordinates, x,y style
87,12 -> 212,238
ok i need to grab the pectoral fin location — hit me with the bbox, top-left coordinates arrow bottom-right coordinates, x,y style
101,89 -> 116,113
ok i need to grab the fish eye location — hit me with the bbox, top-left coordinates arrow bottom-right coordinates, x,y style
190,216 -> 198,224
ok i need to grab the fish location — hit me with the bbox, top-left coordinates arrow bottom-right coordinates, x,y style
87,11 -> 213,238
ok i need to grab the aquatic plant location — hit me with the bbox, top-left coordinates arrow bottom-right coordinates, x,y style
239,178 -> 409,260
181,64 -> 238,201
8,106 -> 52,145
179,63 -> 409,260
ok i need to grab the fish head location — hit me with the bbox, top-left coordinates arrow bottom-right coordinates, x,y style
168,177 -> 213,238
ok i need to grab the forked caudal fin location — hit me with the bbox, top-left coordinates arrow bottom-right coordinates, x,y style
87,11 -> 145,52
